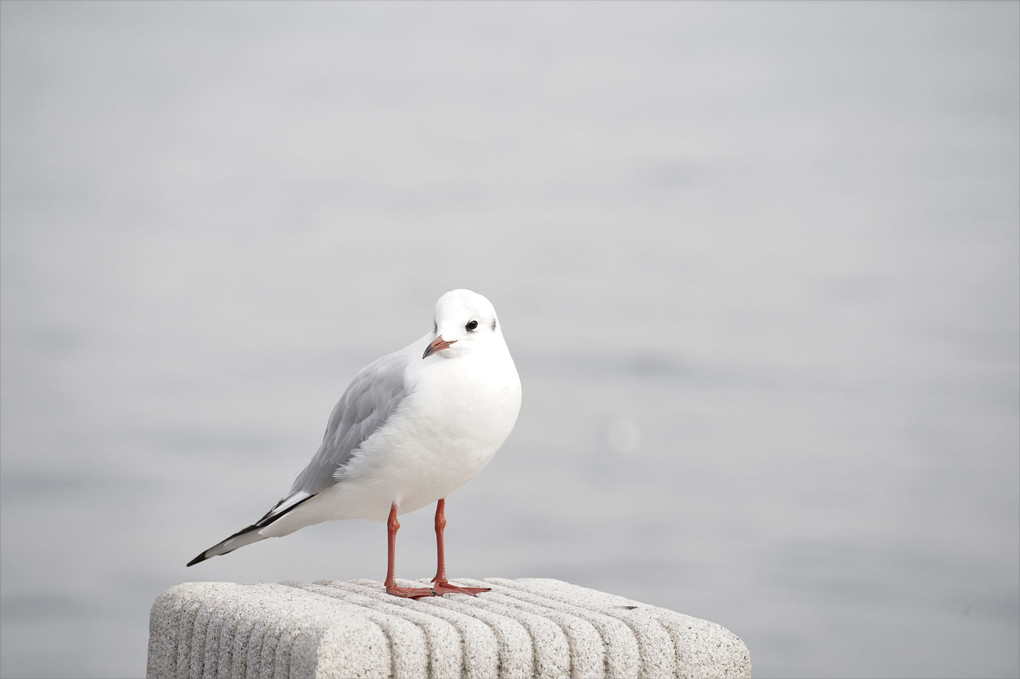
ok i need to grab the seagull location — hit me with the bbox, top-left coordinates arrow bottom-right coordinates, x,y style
187,289 -> 522,598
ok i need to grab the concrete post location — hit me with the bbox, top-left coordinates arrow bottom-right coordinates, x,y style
147,578 -> 751,678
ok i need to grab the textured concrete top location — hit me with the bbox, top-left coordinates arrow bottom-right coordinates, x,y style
147,577 -> 751,679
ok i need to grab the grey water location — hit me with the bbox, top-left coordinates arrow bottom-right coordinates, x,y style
1,2 -> 1018,677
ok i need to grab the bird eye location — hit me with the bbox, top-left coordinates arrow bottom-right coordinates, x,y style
465,320 -> 478,332
433,321 -> 437,335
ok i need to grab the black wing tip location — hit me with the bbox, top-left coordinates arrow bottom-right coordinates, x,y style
185,519 -> 269,568
255,493 -> 316,528
185,495 -> 316,569
186,552 -> 208,567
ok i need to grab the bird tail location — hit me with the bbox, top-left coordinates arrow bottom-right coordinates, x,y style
186,524 -> 268,566
186,491 -> 316,567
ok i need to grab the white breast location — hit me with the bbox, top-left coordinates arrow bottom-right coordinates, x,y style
311,346 -> 521,521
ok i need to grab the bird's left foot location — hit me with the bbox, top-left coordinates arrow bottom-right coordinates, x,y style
431,579 -> 491,596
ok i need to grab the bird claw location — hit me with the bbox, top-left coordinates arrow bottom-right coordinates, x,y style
385,585 -> 436,599
384,582 -> 490,598
431,580 -> 491,596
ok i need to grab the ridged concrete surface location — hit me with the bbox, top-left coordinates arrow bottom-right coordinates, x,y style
147,578 -> 751,678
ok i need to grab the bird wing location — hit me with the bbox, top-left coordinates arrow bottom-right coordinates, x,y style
187,335 -> 426,567
187,338 -> 424,567
284,344 -> 415,498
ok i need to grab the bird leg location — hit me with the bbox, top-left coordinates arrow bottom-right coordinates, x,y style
384,503 -> 435,599
430,499 -> 491,596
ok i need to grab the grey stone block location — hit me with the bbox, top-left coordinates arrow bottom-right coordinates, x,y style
147,578 -> 751,678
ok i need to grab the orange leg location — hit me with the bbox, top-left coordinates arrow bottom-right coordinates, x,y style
384,503 -> 434,599
431,499 -> 491,596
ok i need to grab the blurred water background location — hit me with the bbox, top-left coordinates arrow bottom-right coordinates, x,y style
2,2 -> 1018,677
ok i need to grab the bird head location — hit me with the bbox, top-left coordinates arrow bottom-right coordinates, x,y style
423,289 -> 503,359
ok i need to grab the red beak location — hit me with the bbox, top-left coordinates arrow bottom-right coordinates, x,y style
423,335 -> 457,359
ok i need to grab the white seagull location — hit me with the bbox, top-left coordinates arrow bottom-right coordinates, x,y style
188,289 -> 522,599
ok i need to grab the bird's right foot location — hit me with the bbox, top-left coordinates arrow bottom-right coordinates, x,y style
385,584 -> 436,599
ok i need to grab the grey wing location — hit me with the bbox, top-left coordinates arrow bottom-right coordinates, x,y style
185,348 -> 415,562
287,350 -> 410,497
